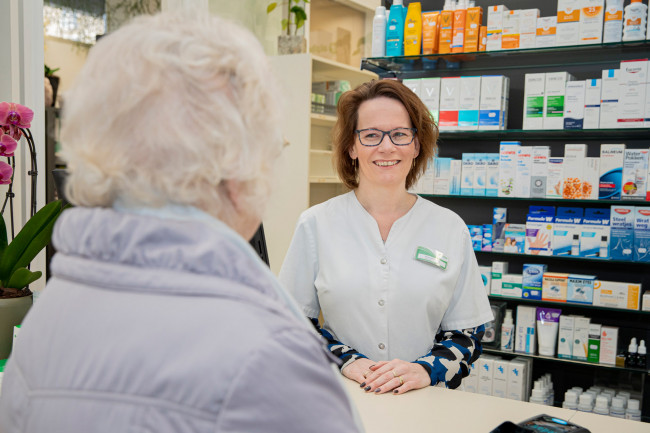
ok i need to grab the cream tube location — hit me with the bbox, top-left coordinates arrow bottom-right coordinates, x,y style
536,307 -> 562,356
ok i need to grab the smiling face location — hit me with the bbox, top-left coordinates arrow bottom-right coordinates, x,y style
350,96 -> 419,190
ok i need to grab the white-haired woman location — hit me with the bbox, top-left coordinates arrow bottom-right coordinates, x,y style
0,13 -> 361,433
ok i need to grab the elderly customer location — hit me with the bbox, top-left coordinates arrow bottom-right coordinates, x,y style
280,79 -> 493,395
0,13 -> 361,433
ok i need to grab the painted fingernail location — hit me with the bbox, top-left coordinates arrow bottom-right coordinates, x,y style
364,386 -> 371,391
374,388 -> 381,393
360,382 -> 366,387
393,389 -> 399,394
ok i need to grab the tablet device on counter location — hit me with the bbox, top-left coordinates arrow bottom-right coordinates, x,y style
490,414 -> 590,433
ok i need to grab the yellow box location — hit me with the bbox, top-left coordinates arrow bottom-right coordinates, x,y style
593,280 -> 641,310
542,272 -> 569,302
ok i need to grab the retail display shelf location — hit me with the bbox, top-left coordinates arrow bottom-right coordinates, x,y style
309,176 -> 341,184
361,40 -> 650,76
313,54 -> 377,85
310,113 -> 337,127
423,194 -> 649,205
436,128 -> 650,141
474,250 -> 650,266
310,149 -> 333,156
487,295 -> 649,316
483,348 -> 650,375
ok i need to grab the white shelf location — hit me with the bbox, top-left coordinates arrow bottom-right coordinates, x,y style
312,54 -> 377,87
310,149 -> 333,156
330,0 -> 377,13
309,176 -> 341,184
310,113 -> 337,126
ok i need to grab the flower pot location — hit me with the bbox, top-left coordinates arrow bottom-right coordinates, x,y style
47,75 -> 60,107
0,291 -> 32,359
278,35 -> 306,55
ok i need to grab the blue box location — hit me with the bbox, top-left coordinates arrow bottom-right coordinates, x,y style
567,274 -> 596,304
634,207 -> 650,262
522,263 -> 547,300
610,205 -> 635,261
482,224 -> 493,251
469,225 -> 483,251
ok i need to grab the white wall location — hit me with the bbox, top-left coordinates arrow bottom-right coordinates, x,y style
44,37 -> 90,98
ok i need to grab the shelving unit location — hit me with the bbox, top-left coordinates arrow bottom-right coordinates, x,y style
361,22 -> 650,420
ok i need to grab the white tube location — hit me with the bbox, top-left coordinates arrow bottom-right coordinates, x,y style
536,307 -> 562,356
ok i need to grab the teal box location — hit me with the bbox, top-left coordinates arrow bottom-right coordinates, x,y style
522,263 -> 547,300
567,274 -> 596,305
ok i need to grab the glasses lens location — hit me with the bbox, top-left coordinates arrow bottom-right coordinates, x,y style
390,128 -> 414,145
359,129 -> 382,146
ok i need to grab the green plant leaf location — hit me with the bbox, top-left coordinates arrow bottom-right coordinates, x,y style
7,267 -> 42,290
290,5 -> 307,20
281,18 -> 289,31
0,200 -> 63,283
0,214 -> 8,262
266,2 -> 277,13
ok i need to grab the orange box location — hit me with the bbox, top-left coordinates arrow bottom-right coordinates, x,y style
451,7 -> 467,53
464,6 -> 484,52
439,10 -> 454,54
501,10 -> 520,49
478,25 -> 487,51
422,11 -> 440,54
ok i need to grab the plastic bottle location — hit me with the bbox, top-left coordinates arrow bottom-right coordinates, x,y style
637,339 -> 647,369
610,396 -> 626,418
529,387 -> 546,405
371,6 -> 387,57
386,0 -> 405,56
403,2 -> 422,56
604,0 -> 624,43
626,337 -> 638,368
438,0 -> 455,54
593,395 -> 610,416
599,235 -> 609,257
562,390 -> 579,409
577,393 -> 594,412
625,399 -> 642,421
623,0 -> 648,41
500,309 -> 514,352
571,234 -> 580,255
451,0 -> 467,53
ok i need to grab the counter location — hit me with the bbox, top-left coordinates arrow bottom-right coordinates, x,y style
343,379 -> 650,433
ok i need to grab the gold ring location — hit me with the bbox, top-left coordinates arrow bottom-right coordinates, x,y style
399,376 -> 404,386
392,370 -> 398,378
364,370 -> 371,378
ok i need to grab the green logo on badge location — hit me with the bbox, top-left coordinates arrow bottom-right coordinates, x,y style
414,246 -> 448,270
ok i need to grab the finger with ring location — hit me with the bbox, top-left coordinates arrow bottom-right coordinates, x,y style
364,370 -> 371,378
398,376 -> 404,386
392,370 -> 398,378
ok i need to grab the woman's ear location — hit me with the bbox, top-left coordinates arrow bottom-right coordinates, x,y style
414,137 -> 420,158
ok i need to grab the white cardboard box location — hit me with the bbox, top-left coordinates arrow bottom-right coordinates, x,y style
563,81 -> 586,129
584,78 -> 601,129
515,147 -> 532,198
498,141 -> 520,197
501,10 -> 520,50
556,0 -> 581,46
603,0 -> 623,43
600,69 -> 619,129
487,5 -> 509,51
492,358 -> 510,398
536,16 -> 557,47
519,9 -> 540,49
544,72 -> 574,129
572,316 -> 590,360
478,356 -> 496,396
618,59 -> 648,129
579,0 -> 605,44
515,305 -> 536,354
531,146 -> 550,198
421,77 -> 441,124
491,261 -> 509,296
479,75 -> 509,130
507,358 -> 530,401
557,315 -> 575,359
599,326 -> 618,365
621,148 -> 649,200
459,76 -> 481,130
439,77 -> 461,130
547,157 -> 565,199
599,143 -> 626,200
562,143 -> 587,199
583,157 -> 600,200
523,73 -> 545,130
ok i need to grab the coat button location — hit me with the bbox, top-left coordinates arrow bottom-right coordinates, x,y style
380,258 -> 387,264
378,343 -> 385,350
378,299 -> 385,306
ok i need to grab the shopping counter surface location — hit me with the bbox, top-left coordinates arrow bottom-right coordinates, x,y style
343,379 -> 650,433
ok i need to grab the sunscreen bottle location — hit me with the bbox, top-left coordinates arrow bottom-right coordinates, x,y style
372,6 -> 387,57
422,11 -> 440,54
404,2 -> 422,56
623,0 -> 647,41
386,0 -> 405,56
439,0 -> 455,54
452,0 -> 467,53
604,0 -> 624,42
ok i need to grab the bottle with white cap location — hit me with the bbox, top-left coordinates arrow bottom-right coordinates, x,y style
529,387 -> 547,405
562,390 -> 579,409
593,395 -> 610,416
371,6 -> 387,57
625,399 -> 642,421
500,309 -> 514,351
637,339 -> 647,369
610,396 -> 626,418
626,337 -> 638,368
577,393 -> 594,412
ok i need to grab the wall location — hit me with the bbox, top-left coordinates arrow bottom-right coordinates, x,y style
44,37 -> 90,99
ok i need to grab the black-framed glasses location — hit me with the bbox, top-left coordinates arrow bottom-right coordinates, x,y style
355,127 -> 417,147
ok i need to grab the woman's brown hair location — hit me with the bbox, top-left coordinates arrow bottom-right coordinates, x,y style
332,79 -> 438,190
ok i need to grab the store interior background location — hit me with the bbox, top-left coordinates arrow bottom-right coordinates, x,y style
5,0 -> 650,423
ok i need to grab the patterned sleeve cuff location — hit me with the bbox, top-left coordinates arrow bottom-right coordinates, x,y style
309,318 -> 368,370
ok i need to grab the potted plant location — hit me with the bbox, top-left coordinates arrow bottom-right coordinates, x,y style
0,102 -> 65,359
44,65 -> 60,107
267,0 -> 309,54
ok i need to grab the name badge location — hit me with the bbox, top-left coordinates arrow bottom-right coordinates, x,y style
414,246 -> 448,270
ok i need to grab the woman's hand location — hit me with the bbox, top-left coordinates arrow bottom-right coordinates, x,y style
341,358 -> 377,385
363,359 -> 430,395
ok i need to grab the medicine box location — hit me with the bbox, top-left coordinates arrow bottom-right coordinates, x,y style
643,291 -> 650,311
507,358 -> 531,401
618,59 -> 647,129
501,274 -> 523,298
593,280 -> 642,310
599,69 -> 619,129
482,224 -> 493,252
563,81 -> 586,129
518,9 -> 539,49
477,355 -> 495,395
402,78 -> 422,97
572,316 -> 590,360
450,160 -> 462,195
599,326 -> 618,365
479,265 -> 492,296
557,315 -> 575,359
536,16 -> 557,47
522,263 -> 547,300
621,149 -> 649,201
464,364 -> 479,393
469,225 -> 483,251
498,141 -> 520,197
546,157 -> 564,199
562,143 -> 587,199
583,157 -> 600,200
473,153 -> 487,196
544,72 -> 574,129
492,358 -> 510,398
461,153 -> 475,195
515,305 -> 536,354
433,157 -> 453,195
579,0 -> 604,44
587,323 -> 601,363
584,78 -> 601,129
634,206 -> 650,262
504,223 -> 526,254
501,10 -> 520,50
459,76 -> 481,130
567,274 -> 596,304
515,147 -> 532,198
486,153 -> 499,196
553,207 -> 583,256
421,77 -> 441,124
492,207 -> 507,252
479,75 -> 509,130
599,143 -> 625,199
491,261 -> 509,296
525,206 -> 554,256
439,77 -> 460,130
610,205 -> 635,261
603,0 -> 623,43
543,272 -> 569,302
580,208 -> 611,258
523,73 -> 545,130
487,5 -> 509,51
531,146 -> 550,198
556,0 -> 581,46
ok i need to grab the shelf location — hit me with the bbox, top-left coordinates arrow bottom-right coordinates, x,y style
310,113 -> 337,127
361,40 -> 650,76
424,194 -> 649,205
330,0 -> 375,13
488,295 -> 649,316
310,149 -> 333,156
483,348 -> 650,374
436,128 -> 650,141
474,250 -> 650,266
309,176 -> 341,184
312,54 -> 377,86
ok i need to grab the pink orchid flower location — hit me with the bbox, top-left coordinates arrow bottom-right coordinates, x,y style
0,102 -> 33,137
0,132 -> 17,157
0,160 -> 12,185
